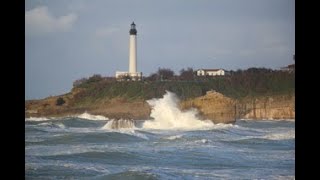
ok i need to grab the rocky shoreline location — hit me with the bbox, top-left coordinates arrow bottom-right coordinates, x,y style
25,90 -> 294,124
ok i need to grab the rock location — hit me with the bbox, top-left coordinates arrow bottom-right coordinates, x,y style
181,90 -> 236,124
106,119 -> 136,129
238,95 -> 295,120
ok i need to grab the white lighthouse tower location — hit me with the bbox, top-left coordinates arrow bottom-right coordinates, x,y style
129,22 -> 137,74
115,22 -> 142,81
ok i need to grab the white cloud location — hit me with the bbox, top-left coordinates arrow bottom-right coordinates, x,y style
25,6 -> 77,35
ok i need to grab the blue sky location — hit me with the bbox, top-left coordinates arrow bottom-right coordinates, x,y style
25,0 -> 295,100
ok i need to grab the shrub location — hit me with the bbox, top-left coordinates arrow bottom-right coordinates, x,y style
73,77 -> 88,87
56,97 -> 65,106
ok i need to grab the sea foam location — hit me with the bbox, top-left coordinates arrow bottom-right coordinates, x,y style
263,130 -> 295,140
25,112 -> 109,122
142,91 -> 214,130
25,117 -> 51,121
76,112 -> 109,121
102,119 -> 136,129
165,135 -> 183,140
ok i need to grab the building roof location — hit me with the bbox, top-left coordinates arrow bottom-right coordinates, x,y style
287,64 -> 295,69
197,69 -> 224,72
280,64 -> 295,70
130,22 -> 137,35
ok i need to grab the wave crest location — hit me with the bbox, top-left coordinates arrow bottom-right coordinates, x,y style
77,112 -> 109,121
25,112 -> 109,122
25,117 -> 50,121
263,130 -> 295,140
142,91 -> 215,130
102,119 -> 136,129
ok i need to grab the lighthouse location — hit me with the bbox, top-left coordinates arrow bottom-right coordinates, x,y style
115,22 -> 142,81
129,22 -> 137,74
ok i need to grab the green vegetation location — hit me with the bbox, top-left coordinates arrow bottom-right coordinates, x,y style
72,67 -> 294,105
56,97 -> 65,106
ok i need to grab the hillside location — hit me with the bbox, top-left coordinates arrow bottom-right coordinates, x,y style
25,68 -> 295,123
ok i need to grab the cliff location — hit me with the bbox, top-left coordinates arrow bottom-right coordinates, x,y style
25,88 -> 238,123
25,90 -> 295,123
25,71 -> 295,123
181,91 -> 236,124
25,90 -> 151,120
180,91 -> 295,122
235,94 -> 295,120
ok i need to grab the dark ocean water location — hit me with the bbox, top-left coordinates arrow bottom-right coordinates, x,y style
25,116 -> 294,179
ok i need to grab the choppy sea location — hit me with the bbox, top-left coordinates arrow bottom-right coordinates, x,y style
25,92 -> 294,179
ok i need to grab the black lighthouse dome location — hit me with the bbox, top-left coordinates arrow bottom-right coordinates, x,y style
129,22 -> 137,35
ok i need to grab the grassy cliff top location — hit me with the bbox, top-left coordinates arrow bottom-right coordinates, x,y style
69,69 -> 294,106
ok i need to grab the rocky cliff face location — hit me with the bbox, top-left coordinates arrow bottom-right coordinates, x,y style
25,95 -> 151,120
181,91 -> 236,124
180,91 -> 295,123
86,97 -> 151,120
235,94 -> 295,120
26,89 -> 294,122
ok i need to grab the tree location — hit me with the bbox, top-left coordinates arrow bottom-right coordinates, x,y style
87,74 -> 103,83
73,77 -> 88,87
179,67 -> 194,81
146,73 -> 158,81
56,97 -> 65,106
157,68 -> 174,81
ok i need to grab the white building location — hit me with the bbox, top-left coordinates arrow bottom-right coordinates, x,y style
116,22 -> 142,81
280,64 -> 295,73
115,71 -> 142,80
196,69 -> 225,76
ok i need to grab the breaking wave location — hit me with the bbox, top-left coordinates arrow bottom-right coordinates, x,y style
76,112 -> 109,121
25,112 -> 108,122
165,135 -> 184,140
102,119 -> 136,130
25,117 -> 51,121
38,122 -> 66,129
142,91 -> 215,130
263,130 -> 295,140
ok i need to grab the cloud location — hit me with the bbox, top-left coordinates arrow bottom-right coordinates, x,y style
25,6 -> 77,35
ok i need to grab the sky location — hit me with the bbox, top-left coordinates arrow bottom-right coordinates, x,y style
25,0 -> 295,100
